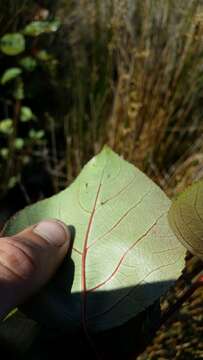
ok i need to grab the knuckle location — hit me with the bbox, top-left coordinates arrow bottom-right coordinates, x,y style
0,238 -> 36,281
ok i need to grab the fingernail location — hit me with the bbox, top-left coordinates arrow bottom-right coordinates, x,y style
33,220 -> 70,247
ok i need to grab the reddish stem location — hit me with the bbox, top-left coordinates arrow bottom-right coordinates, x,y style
81,182 -> 102,359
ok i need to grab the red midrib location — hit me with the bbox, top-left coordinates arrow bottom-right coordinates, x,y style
88,216 -> 161,292
81,182 -> 102,331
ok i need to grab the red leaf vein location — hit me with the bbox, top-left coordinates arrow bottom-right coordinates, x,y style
88,214 -> 164,292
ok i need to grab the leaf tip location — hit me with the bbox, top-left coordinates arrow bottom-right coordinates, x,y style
101,144 -> 113,154
92,145 -> 115,164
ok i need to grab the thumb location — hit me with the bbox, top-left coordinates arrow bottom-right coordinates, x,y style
0,219 -> 71,320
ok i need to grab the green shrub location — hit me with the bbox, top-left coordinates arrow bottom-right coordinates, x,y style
0,2 -> 61,197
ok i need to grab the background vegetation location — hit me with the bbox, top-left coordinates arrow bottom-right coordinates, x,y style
0,0 -> 203,358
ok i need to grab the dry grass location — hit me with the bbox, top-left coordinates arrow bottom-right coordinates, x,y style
49,0 -> 203,201
106,0 -> 203,195
137,254 -> 203,360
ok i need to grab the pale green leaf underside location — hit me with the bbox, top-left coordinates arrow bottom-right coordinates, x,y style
168,180 -> 203,261
4,146 -> 186,332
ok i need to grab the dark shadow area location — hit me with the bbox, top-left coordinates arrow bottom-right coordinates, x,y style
0,278 -> 176,360
0,162 -> 54,231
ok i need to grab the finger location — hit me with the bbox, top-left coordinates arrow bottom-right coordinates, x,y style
0,219 -> 71,319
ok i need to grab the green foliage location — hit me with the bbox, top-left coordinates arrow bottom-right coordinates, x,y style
20,106 -> 35,122
0,119 -> 13,134
23,20 -> 60,37
0,33 -> 25,55
1,67 -> 22,84
29,129 -> 45,140
19,57 -> 37,72
0,0 -> 116,197
14,138 -> 24,150
0,5 -> 61,196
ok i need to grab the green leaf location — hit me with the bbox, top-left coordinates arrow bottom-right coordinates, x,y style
1,67 -> 22,85
23,20 -> 60,37
28,129 -> 44,140
20,106 -> 34,122
0,148 -> 9,158
168,180 -> 203,261
35,50 -> 52,61
8,175 -> 19,189
0,33 -> 25,56
0,118 -> 13,134
4,147 -> 186,332
19,56 -> 37,71
14,138 -> 24,150
3,308 -> 18,321
13,78 -> 24,100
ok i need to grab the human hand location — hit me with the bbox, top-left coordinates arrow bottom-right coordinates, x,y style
0,219 -> 70,320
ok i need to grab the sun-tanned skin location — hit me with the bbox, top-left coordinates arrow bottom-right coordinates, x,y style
0,219 -> 70,320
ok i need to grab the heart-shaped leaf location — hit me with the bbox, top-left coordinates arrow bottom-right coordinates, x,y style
4,147 -> 186,332
168,180 -> 203,261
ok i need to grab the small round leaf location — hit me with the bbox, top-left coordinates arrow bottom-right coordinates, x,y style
19,57 -> 37,72
0,33 -> 25,56
20,106 -> 34,122
0,118 -> 13,134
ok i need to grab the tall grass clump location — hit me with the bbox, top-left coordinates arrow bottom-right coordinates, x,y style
106,0 -> 203,195
48,0 -> 203,199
